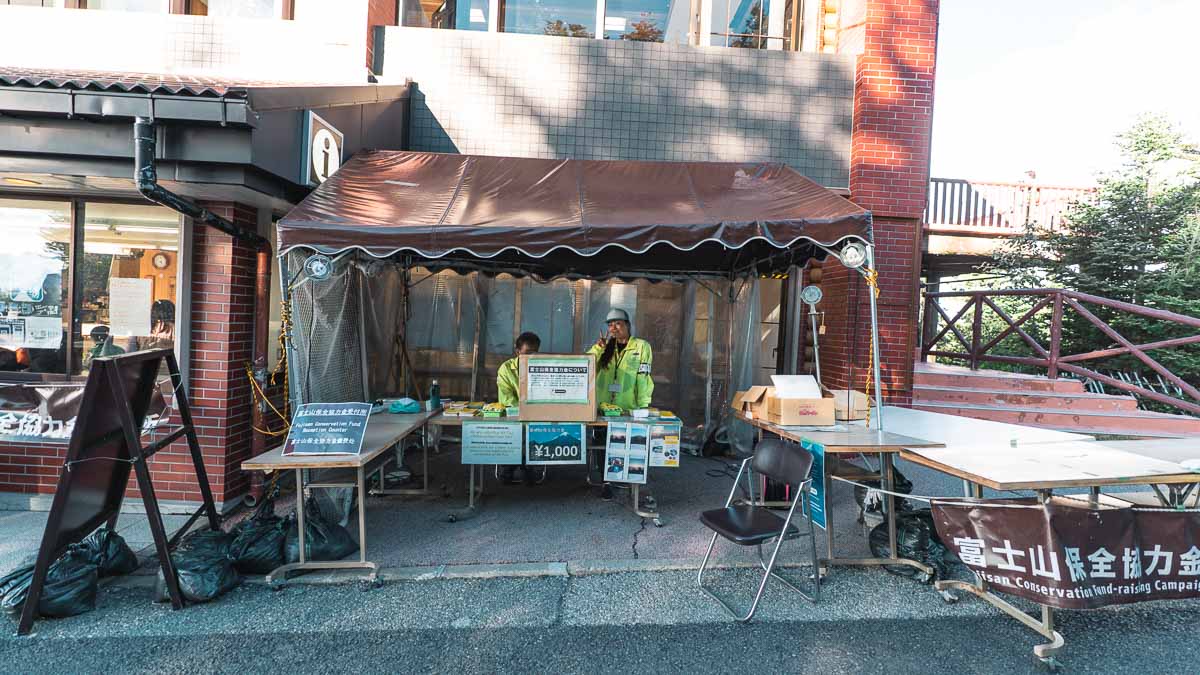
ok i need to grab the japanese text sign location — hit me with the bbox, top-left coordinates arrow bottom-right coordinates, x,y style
933,497 -> 1200,609
283,402 -> 371,456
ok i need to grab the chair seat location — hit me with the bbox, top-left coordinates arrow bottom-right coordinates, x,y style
700,506 -> 799,545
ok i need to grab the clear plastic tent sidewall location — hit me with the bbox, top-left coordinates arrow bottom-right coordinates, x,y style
276,234 -> 885,456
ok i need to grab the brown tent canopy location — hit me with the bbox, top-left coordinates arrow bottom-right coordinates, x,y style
278,150 -> 872,278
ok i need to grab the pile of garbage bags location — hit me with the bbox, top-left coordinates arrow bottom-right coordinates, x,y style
1,528 -> 139,619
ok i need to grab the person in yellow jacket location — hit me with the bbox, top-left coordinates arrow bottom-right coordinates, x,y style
587,308 -> 654,500
587,308 -> 654,411
497,332 -> 541,483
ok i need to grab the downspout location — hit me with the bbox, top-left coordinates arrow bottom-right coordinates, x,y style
134,118 -> 275,488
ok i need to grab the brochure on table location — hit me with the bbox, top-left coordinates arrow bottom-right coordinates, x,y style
648,422 -> 681,467
605,422 -> 649,484
282,402 -> 372,456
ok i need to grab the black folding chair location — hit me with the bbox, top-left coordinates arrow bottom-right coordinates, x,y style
697,438 -> 820,622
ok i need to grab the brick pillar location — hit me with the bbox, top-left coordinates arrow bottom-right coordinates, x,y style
819,0 -> 939,405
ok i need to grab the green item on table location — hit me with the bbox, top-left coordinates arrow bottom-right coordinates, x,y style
388,398 -> 421,414
505,406 -> 520,417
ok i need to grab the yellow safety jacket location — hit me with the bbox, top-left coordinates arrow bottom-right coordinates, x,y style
497,357 -> 520,407
587,337 -> 654,412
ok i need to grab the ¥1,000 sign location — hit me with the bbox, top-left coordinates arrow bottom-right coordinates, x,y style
526,423 -> 586,465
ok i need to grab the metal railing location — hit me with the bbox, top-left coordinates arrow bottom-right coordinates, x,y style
920,288 -> 1200,416
925,179 -> 1095,234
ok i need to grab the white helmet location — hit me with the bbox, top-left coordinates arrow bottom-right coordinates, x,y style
605,308 -> 630,324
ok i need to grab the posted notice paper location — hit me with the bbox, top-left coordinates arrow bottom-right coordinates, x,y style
462,421 -> 524,465
649,422 -> 681,468
526,356 -> 590,404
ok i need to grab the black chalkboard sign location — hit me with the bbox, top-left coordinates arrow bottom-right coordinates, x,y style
17,348 -> 218,635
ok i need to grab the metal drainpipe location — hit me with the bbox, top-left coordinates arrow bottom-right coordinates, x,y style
134,118 -> 275,488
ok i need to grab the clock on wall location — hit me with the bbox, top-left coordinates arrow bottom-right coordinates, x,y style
152,252 -> 170,270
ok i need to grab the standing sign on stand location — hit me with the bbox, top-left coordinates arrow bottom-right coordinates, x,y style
526,422 -> 586,465
605,422 -> 648,484
462,421 -> 524,465
649,422 -> 681,468
801,438 -> 826,529
282,403 -> 372,456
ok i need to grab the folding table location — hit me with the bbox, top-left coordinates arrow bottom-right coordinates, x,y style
241,409 -> 436,585
900,441 -> 1200,662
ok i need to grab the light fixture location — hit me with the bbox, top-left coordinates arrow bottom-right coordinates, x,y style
800,285 -> 824,306
2,177 -> 42,187
838,242 -> 868,269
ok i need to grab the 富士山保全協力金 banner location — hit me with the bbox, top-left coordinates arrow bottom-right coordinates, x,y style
933,497 -> 1200,609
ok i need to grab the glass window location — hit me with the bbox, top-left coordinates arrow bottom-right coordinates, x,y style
186,0 -> 280,17
1,1 -> 65,7
77,203 -> 181,376
500,0 -> 596,38
83,0 -> 169,11
603,0 -> 672,42
0,199 -> 70,375
404,0 -> 489,30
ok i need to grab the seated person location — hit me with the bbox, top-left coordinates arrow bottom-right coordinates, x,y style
497,331 -> 540,484
85,325 -> 125,367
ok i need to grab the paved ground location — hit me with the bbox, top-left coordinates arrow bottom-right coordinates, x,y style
3,567 -> 1199,673
3,441 -> 1187,673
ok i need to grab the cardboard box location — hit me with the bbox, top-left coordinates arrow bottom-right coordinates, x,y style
518,353 -> 596,422
766,392 -> 835,426
829,389 -> 870,421
766,375 -> 835,426
731,385 -> 772,419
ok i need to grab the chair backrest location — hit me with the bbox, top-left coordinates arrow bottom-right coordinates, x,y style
750,439 -> 814,487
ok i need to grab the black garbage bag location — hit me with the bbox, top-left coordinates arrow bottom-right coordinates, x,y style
284,497 -> 358,563
868,509 -> 950,582
154,528 -> 240,604
229,498 -> 286,574
1,548 -> 100,618
80,527 -> 139,577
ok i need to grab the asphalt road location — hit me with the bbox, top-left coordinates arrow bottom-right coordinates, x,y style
4,570 -> 1199,674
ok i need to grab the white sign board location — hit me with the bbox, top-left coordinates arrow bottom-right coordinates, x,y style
108,278 -> 153,337
525,357 -> 591,404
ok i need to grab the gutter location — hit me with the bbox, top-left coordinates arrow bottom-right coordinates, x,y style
134,118 -> 274,489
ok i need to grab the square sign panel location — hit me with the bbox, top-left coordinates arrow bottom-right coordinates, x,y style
301,111 -> 344,186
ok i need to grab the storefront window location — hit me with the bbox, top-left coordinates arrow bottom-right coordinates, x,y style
76,203 -> 181,376
83,0 -> 169,11
0,199 -> 70,375
404,0 -> 489,30
186,0 -> 280,17
602,0 -> 672,41
500,0 -> 597,38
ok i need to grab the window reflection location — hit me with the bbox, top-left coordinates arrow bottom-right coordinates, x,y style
501,0 -> 596,38
603,0 -> 673,42
83,0 -> 168,11
77,203 -> 181,375
0,199 -> 70,375
186,0 -> 280,18
405,0 -> 489,30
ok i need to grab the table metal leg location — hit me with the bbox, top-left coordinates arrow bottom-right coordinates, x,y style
631,483 -> 663,527
820,451 -> 935,579
935,575 -> 1064,661
448,464 -> 485,522
265,467 -> 379,586
370,425 -> 433,497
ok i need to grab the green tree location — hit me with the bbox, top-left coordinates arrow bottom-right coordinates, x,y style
988,115 -> 1200,405
622,16 -> 663,42
543,19 -> 593,38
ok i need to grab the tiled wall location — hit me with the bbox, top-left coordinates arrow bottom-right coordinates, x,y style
0,3 -> 367,82
379,27 -> 854,188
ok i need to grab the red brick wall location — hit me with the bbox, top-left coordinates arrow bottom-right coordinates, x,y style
819,0 -> 939,405
367,0 -> 398,70
0,202 -> 261,508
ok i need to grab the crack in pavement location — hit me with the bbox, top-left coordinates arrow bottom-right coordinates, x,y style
631,518 -> 647,560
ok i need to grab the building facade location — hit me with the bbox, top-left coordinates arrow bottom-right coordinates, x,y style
0,0 -> 938,509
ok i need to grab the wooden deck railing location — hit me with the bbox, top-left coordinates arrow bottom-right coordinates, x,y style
920,289 -> 1200,415
925,179 -> 1095,234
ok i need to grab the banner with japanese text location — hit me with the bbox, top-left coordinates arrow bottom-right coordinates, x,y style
932,497 -> 1200,609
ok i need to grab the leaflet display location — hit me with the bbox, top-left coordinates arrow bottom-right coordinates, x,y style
604,422 -> 649,484
648,422 -> 681,468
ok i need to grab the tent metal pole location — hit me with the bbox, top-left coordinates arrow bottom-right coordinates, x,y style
865,246 -> 885,431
